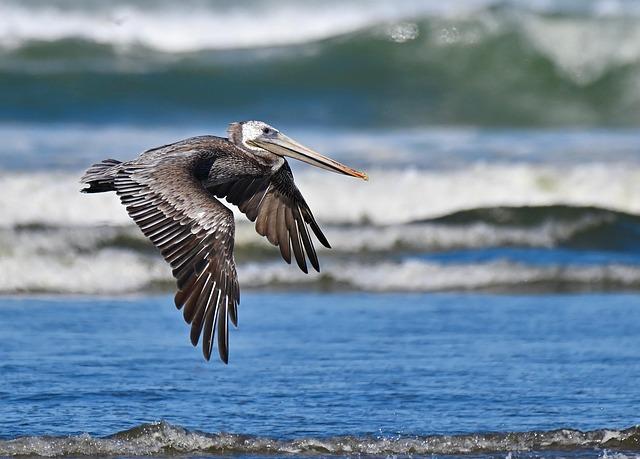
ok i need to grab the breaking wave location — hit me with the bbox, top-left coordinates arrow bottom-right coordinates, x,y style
242,259 -> 640,293
1,0 -> 639,52
2,162 -> 640,294
4,249 -> 640,294
2,0 -> 639,53
1,421 -> 639,456
3,163 -> 640,226
1,1 -> 639,126
0,0 -> 446,52
2,203 -> 640,294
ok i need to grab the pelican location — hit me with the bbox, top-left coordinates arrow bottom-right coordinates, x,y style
80,121 -> 367,363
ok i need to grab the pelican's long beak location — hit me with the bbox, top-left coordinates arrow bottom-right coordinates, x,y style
253,133 -> 368,180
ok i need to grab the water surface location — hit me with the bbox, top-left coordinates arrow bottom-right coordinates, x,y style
1,292 -> 639,456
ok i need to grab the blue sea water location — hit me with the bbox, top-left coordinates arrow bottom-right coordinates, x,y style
1,292 -> 639,457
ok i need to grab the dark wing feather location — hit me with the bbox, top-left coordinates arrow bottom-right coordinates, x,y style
209,161 -> 330,273
113,156 -> 238,363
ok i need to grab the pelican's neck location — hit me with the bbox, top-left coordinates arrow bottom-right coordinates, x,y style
226,122 -> 243,145
227,138 -> 282,170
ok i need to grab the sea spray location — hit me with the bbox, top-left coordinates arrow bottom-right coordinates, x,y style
1,421 -> 639,456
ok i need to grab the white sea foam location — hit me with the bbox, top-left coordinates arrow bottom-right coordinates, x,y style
0,1 -> 463,52
294,163 -> 640,224
2,240 -> 638,294
0,214 -> 622,292
0,171 -> 132,226
322,218 -> 604,252
0,249 -> 168,294
2,161 -> 640,227
241,259 -> 640,292
0,0 -> 639,53
520,14 -> 640,84
1,420 -> 636,457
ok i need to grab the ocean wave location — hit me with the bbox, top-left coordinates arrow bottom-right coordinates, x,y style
1,0 -> 638,53
1,0 -> 640,53
268,205 -> 640,253
1,3 -> 639,126
0,0 -> 430,52
3,204 -> 638,258
425,205 -> 640,252
1,421 -> 638,456
3,161 -> 640,294
2,164 -> 640,226
3,239 -> 640,294
243,259 -> 640,293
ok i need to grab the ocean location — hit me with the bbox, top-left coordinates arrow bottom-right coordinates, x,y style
1,293 -> 640,457
0,0 -> 639,457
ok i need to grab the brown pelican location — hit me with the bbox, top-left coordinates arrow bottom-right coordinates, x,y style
80,121 -> 367,363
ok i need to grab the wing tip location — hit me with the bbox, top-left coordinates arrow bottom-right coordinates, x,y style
203,347 -> 211,361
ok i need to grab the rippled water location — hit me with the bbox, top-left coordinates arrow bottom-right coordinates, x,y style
1,292 -> 639,457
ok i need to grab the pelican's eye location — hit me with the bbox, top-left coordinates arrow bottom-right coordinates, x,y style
262,127 -> 272,135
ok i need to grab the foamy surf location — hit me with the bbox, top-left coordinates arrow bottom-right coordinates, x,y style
2,3 -> 639,126
0,1 -> 620,49
3,162 -> 640,226
2,197 -> 640,294
0,0 -> 429,52
2,243 -> 640,294
2,0 -> 640,54
1,421 -> 638,456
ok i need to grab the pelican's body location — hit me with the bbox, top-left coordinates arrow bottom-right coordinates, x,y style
80,121 -> 367,363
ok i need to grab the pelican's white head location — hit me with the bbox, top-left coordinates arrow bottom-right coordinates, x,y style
227,120 -> 279,152
227,120 -> 368,180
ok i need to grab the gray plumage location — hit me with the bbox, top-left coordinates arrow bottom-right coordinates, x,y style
80,121 -> 367,364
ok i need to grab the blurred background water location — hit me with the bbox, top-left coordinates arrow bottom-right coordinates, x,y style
0,0 -> 639,457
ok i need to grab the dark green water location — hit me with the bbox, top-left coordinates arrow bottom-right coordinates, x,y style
1,0 -> 639,127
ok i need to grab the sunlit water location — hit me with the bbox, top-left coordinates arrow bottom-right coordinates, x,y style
1,292 -> 639,457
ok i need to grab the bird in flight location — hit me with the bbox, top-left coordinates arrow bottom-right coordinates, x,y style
80,121 -> 367,363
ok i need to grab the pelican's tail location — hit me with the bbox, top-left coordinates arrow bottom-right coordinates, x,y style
80,158 -> 122,193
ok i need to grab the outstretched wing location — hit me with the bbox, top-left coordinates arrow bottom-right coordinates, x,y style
208,161 -> 330,273
112,155 -> 239,363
